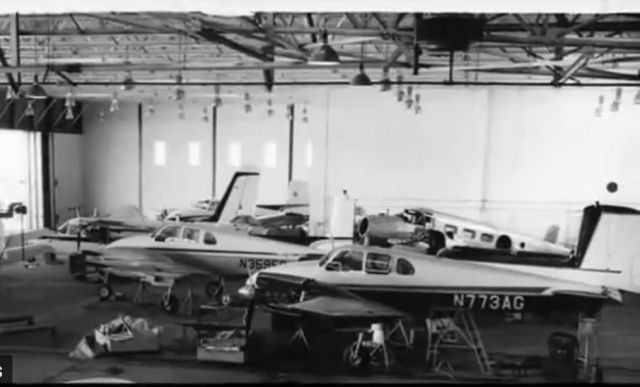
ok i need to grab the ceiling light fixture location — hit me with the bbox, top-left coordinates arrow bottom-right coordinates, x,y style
351,63 -> 372,86
5,86 -> 16,101
396,74 -> 405,102
25,100 -> 35,116
202,107 -> 209,122
308,30 -> 340,65
65,105 -> 74,120
213,84 -> 222,107
610,87 -> 622,112
267,98 -> 274,117
244,92 -> 252,113
634,88 -> 640,105
110,93 -> 120,113
121,72 -> 135,91
414,93 -> 422,114
64,91 -> 76,108
595,95 -> 604,117
380,70 -> 392,92
302,102 -> 309,123
26,75 -> 47,100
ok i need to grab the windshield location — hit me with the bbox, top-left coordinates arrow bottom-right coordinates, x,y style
317,252 -> 332,267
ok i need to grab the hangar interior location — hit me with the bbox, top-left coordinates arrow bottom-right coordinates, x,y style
3,7 -> 640,383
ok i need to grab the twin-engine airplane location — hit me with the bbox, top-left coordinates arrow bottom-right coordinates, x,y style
357,207 -> 572,258
239,204 -> 639,328
71,171 -> 325,312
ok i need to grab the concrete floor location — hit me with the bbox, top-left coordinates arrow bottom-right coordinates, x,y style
1,262 -> 640,383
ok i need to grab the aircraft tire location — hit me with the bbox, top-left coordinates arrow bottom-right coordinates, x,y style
160,294 -> 179,314
342,343 -> 370,371
98,284 -> 113,301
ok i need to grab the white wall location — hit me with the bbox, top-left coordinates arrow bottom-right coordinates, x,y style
77,85 -> 640,242
142,102 -> 213,215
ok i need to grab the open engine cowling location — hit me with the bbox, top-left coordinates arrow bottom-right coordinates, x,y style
357,215 -> 418,241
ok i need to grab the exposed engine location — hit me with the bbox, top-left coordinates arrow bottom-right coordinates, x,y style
357,215 -> 419,241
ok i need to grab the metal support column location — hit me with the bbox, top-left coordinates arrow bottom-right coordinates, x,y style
211,105 -> 218,198
287,103 -> 295,183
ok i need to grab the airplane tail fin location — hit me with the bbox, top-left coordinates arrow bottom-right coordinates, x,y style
208,169 -> 260,223
543,224 -> 560,244
573,204 -> 640,293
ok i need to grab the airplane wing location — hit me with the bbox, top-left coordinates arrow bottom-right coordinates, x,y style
278,295 -> 407,319
256,203 -> 309,212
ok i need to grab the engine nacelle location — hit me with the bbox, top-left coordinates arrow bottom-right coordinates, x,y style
357,215 -> 418,241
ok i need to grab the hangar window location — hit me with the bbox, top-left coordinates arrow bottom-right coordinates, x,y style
396,258 -> 415,276
481,233 -> 494,243
182,227 -> 200,243
328,250 -> 364,272
263,141 -> 277,168
365,253 -> 391,274
229,141 -> 242,167
462,228 -> 476,239
154,141 -> 166,166
305,141 -> 313,168
203,232 -> 217,245
188,142 -> 201,167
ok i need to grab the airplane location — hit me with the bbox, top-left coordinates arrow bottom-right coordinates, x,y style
70,171 -> 327,313
238,203 -> 639,369
4,207 -> 164,264
356,207 -> 572,257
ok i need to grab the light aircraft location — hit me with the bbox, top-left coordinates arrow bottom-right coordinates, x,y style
357,207 -> 572,257
239,204 -> 639,369
4,207 -> 163,264
71,171 -> 326,313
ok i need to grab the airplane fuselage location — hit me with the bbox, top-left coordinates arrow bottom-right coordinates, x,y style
249,244 -> 618,320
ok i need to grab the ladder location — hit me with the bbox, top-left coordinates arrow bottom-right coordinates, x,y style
425,307 -> 493,376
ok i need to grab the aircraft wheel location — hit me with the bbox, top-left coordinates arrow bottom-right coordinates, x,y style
98,284 -> 113,301
205,279 -> 224,302
160,294 -> 179,314
342,343 -> 370,370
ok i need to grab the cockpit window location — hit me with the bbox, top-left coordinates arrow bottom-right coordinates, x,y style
182,227 -> 201,243
203,232 -> 217,245
396,258 -> 415,275
365,252 -> 392,274
57,222 -> 68,234
154,225 -> 181,241
325,250 -> 364,272
318,252 -> 332,267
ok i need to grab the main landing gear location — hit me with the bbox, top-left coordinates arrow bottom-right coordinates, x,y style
205,277 -> 229,306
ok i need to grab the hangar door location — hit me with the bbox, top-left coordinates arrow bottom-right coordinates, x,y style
0,129 -> 43,233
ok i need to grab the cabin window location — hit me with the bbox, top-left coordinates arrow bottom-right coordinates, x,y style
182,228 -> 201,243
444,225 -> 458,235
462,228 -> 476,239
396,258 -> 415,276
365,252 -> 391,274
480,233 -> 494,243
329,250 -> 364,272
203,232 -> 217,245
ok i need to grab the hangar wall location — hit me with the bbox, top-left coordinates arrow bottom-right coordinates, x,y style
77,86 -> 640,241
